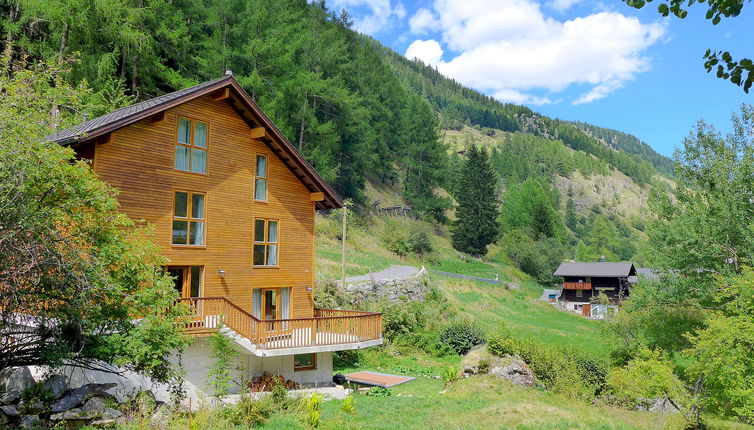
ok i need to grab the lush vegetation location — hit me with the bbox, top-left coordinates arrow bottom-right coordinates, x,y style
0,54 -> 188,382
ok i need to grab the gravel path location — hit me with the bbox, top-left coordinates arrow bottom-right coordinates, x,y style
344,265 -> 421,283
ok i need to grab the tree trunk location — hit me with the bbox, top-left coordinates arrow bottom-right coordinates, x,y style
5,1 -> 19,45
298,92 -> 308,151
58,23 -> 70,65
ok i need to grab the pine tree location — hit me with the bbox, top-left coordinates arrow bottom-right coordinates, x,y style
452,146 -> 499,255
565,197 -> 578,231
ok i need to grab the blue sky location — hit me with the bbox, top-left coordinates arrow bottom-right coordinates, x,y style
328,0 -> 752,156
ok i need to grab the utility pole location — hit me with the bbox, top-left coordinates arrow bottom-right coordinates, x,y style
340,200 -> 350,288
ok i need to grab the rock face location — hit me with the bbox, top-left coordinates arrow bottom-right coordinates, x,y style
51,383 -> 117,413
488,356 -> 537,388
340,267 -> 430,306
43,374 -> 68,399
0,367 -> 35,404
636,397 -> 681,414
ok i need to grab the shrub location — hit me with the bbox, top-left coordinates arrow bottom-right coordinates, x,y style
488,325 -> 517,357
606,348 -> 689,408
334,349 -> 361,369
407,229 -> 433,255
305,393 -> 322,429
207,328 -> 239,396
364,386 -> 392,397
341,394 -> 355,414
478,359 -> 490,374
220,394 -> 275,427
440,366 -> 459,385
440,321 -> 486,355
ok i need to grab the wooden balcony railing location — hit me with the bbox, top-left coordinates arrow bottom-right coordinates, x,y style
178,297 -> 382,351
562,282 -> 593,290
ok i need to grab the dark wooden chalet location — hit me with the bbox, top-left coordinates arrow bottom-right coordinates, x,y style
553,262 -> 636,315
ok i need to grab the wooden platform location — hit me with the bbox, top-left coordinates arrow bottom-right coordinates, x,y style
344,371 -> 416,388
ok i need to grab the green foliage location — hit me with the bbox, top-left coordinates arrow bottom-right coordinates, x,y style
607,348 -> 689,408
439,321 -> 486,355
341,394 -> 355,414
364,386 -> 392,397
334,350 -> 361,369
683,269 -> 754,423
0,50 -> 188,382
499,178 -> 565,240
219,393 -> 276,427
207,329 -> 239,396
305,393 -> 322,428
440,366 -> 459,385
488,334 -> 608,399
452,146 -> 500,256
382,219 -> 434,257
503,231 -> 566,286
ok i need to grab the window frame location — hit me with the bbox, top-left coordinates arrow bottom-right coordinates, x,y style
171,190 -> 207,248
293,353 -> 316,371
253,218 -> 279,268
254,153 -> 268,202
174,116 -> 209,175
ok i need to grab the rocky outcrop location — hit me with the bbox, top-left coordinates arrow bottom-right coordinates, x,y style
636,397 -> 681,414
0,367 -> 35,404
0,367 -> 157,428
488,356 -> 537,388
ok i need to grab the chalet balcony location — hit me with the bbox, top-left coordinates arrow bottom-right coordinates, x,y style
178,297 -> 383,356
562,282 -> 592,290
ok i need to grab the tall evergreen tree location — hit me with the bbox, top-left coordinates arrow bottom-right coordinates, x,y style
452,146 -> 499,255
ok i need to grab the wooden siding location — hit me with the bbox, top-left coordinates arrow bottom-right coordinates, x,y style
86,94 -> 316,318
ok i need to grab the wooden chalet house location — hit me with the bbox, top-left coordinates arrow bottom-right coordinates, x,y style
51,73 -> 382,391
553,261 -> 637,317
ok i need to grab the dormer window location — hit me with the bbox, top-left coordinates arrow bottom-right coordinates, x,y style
175,117 -> 207,174
255,154 -> 267,201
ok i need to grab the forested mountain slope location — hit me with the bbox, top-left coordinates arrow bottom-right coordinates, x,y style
1,0 -> 672,264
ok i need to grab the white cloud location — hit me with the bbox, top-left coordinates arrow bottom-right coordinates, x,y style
403,0 -> 665,105
405,40 -> 444,65
409,8 -> 440,34
329,0 -> 403,34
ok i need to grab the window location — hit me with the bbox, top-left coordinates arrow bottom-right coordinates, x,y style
175,117 -> 208,174
172,191 -> 205,246
294,353 -> 316,371
253,219 -> 278,266
254,154 -> 267,201
576,289 -> 583,298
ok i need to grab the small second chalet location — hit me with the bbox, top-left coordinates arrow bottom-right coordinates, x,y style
553,261 -> 636,316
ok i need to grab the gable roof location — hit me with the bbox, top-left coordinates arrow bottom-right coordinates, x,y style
553,262 -> 637,278
50,74 -> 342,210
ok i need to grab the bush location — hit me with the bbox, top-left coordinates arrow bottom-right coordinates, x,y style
440,366 -> 459,385
606,348 -> 689,408
364,387 -> 392,397
440,321 -> 486,355
334,350 -> 361,369
379,301 -> 426,341
488,324 -> 517,356
382,219 -> 434,257
220,394 -> 275,427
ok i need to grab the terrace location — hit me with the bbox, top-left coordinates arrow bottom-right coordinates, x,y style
178,297 -> 383,356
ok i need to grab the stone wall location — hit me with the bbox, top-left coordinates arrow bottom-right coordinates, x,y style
338,266 -> 430,306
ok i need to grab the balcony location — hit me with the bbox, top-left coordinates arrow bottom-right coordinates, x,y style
562,282 -> 592,290
178,297 -> 383,356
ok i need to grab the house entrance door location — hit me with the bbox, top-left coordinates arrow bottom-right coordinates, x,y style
582,304 -> 591,318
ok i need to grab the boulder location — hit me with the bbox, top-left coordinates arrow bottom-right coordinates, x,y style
101,407 -> 122,420
51,383 -> 117,413
50,397 -> 107,422
650,398 -> 681,414
43,374 -> 68,400
19,414 -> 41,429
488,356 -> 536,388
0,405 -> 19,417
462,365 -> 479,377
505,282 -> 520,290
0,367 -> 35,404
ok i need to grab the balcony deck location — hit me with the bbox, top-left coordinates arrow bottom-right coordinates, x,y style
562,282 -> 593,290
178,297 -> 383,356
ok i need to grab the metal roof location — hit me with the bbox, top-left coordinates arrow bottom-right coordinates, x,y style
553,262 -> 637,277
49,75 -> 342,210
